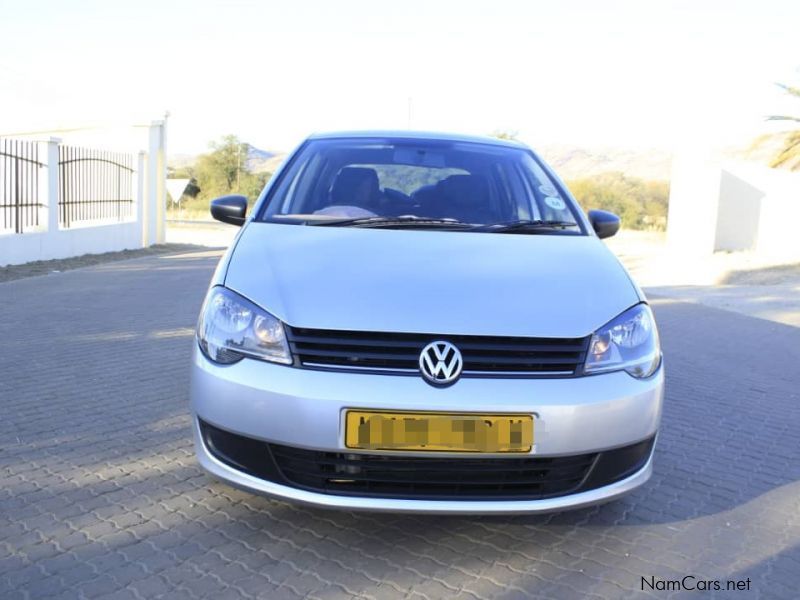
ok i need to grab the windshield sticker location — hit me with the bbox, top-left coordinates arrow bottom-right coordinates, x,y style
544,196 -> 566,211
539,184 -> 558,197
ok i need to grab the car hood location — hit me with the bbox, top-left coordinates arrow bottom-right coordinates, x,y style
224,222 -> 641,338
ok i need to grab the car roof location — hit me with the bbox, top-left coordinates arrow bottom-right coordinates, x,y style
307,130 -> 528,149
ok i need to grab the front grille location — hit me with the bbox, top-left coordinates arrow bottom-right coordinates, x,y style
286,327 -> 590,377
270,445 -> 596,499
199,420 -> 656,501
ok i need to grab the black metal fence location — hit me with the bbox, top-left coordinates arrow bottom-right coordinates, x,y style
0,138 -> 44,233
58,146 -> 135,228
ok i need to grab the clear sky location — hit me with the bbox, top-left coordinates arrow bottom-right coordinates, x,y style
1,0 -> 798,155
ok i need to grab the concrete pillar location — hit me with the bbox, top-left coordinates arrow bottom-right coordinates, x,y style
159,115 -> 168,243
146,120 -> 166,245
136,151 -> 146,247
45,137 -> 61,233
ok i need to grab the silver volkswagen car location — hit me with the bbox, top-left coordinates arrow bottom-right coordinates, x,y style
191,131 -> 664,514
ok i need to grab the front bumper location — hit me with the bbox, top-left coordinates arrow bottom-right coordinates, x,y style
190,347 -> 664,513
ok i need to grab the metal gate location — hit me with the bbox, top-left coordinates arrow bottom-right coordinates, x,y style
0,138 -> 44,233
58,146 -> 135,228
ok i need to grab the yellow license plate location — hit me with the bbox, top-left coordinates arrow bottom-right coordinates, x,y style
345,411 -> 533,453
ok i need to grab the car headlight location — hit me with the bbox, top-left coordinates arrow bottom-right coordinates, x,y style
197,286 -> 292,365
584,303 -> 661,378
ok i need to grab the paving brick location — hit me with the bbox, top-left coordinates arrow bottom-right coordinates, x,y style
1,252 -> 798,599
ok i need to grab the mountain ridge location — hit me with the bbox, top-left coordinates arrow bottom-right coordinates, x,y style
170,143 -> 675,181
170,134 -> 798,181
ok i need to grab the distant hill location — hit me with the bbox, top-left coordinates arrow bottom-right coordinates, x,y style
247,147 -> 275,161
170,143 -> 675,181
247,151 -> 286,175
537,144 -> 673,181
169,146 -> 286,174
169,153 -> 197,170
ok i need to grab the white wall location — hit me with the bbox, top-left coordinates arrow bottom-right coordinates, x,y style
714,169 -> 764,252
667,155 -> 800,259
0,221 -> 143,266
666,154 -> 721,256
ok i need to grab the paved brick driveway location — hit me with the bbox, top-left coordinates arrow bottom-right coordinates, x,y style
1,250 -> 799,599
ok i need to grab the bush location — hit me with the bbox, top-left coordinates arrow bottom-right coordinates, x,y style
167,135 -> 272,220
565,172 -> 669,230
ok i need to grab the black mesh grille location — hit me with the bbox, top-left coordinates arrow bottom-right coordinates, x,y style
199,420 -> 656,501
286,327 -> 590,376
270,444 -> 596,499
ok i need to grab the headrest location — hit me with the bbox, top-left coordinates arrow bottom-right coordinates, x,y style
437,174 -> 488,203
331,167 -> 379,204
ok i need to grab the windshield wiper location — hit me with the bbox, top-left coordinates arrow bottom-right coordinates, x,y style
309,215 -> 473,229
471,220 -> 580,233
306,215 -> 579,232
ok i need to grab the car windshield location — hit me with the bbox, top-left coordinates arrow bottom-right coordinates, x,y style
260,137 -> 583,232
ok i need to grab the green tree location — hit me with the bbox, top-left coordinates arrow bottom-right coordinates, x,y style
239,171 -> 272,203
566,172 -> 669,231
168,135 -> 273,217
490,129 -> 519,141
194,135 -> 250,200
190,135 -> 273,207
168,165 -> 193,179
767,83 -> 800,170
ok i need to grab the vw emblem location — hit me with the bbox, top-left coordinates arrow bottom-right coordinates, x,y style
419,341 -> 463,386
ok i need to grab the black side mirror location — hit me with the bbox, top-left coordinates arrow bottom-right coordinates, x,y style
588,209 -> 620,239
210,195 -> 248,226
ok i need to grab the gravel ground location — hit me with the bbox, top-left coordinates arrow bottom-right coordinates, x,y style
0,244 -> 209,283
722,262 -> 800,285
